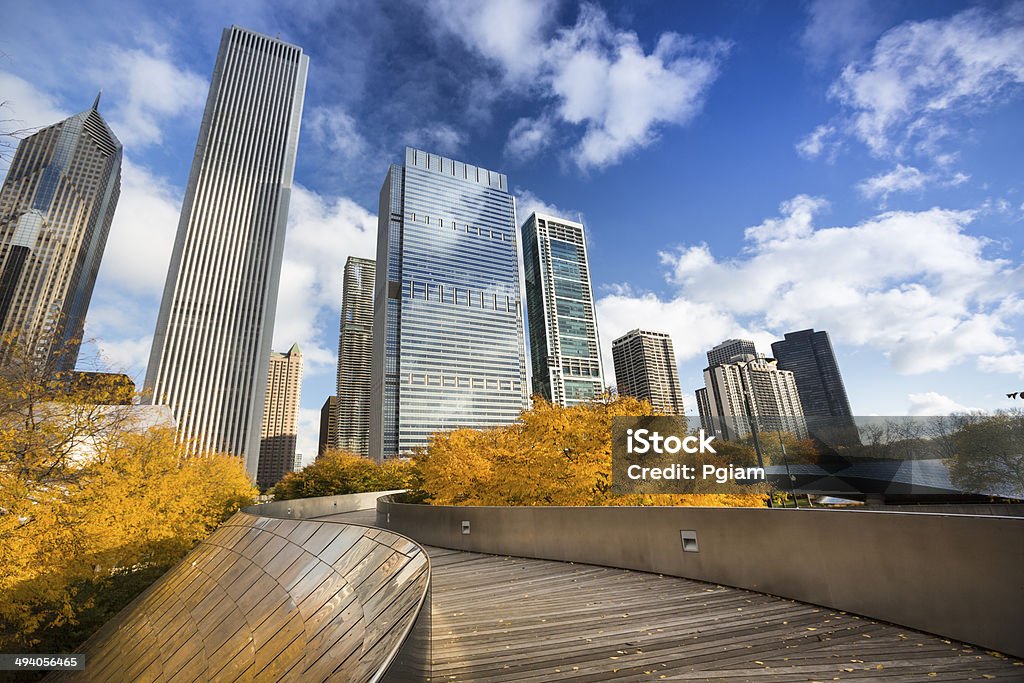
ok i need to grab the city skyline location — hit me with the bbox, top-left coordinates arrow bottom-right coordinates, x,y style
2,1 -> 1022,461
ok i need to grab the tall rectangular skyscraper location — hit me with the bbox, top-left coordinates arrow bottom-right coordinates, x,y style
770,329 -> 853,418
522,212 -> 603,405
257,344 -> 302,490
335,256 -> 375,456
145,26 -> 308,474
0,96 -> 121,372
771,328 -> 858,445
611,329 -> 684,414
370,148 -> 528,460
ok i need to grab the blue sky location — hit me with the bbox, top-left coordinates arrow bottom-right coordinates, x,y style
2,0 -> 1023,461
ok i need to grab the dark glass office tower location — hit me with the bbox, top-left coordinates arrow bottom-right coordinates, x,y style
146,27 -> 308,474
370,148 -> 528,460
522,212 -> 604,406
771,329 -> 853,417
771,328 -> 858,445
0,95 -> 121,371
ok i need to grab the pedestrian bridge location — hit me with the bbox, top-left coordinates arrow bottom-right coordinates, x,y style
54,492 -> 1023,681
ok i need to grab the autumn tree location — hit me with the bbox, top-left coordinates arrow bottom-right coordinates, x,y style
271,449 -> 418,501
415,396 -> 767,507
0,339 -> 256,652
945,410 -> 1024,499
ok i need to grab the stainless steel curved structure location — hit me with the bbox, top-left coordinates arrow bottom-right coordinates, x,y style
51,507 -> 429,682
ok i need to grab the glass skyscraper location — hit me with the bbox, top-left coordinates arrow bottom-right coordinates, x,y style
522,212 -> 604,405
0,95 -> 121,372
145,26 -> 308,474
335,256 -> 375,456
370,148 -> 528,460
771,328 -> 859,445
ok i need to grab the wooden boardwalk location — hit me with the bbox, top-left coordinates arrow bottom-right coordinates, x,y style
426,547 -> 1022,682
316,510 -> 1022,681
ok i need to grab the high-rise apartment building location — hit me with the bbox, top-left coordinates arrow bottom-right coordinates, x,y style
256,344 -> 302,490
706,338 -> 757,368
335,256 -> 375,455
698,355 -> 807,441
611,329 -> 684,414
522,212 -> 603,406
0,95 -> 121,371
370,148 -> 528,460
145,27 -> 308,475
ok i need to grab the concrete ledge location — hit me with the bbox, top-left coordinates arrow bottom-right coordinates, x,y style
378,497 -> 1024,658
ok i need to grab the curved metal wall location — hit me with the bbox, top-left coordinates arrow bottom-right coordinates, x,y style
378,495 -> 1024,659
51,509 -> 429,682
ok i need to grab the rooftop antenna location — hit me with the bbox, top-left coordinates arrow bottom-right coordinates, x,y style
92,89 -> 102,111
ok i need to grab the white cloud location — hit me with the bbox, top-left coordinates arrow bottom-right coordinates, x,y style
599,196 -> 1022,384
907,391 -> 977,416
0,71 -> 70,173
401,123 -> 466,155
272,186 -> 378,375
856,165 -> 973,205
801,0 -> 886,67
90,44 -> 207,147
505,115 -> 556,161
0,70 -> 69,130
857,164 -> 929,202
295,406 -> 322,467
432,1 -> 729,170
978,352 -> 1024,378
514,189 -> 575,224
795,124 -> 838,160
306,105 -> 371,161
824,4 -> 1024,158
97,157 -> 181,294
428,0 -> 558,83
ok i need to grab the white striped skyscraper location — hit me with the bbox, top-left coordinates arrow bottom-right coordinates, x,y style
0,95 -> 121,372
145,26 -> 308,474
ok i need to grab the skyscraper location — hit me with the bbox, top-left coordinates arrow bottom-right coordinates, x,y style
611,329 -> 684,414
256,344 -> 302,490
370,148 -> 528,460
771,329 -> 854,418
318,395 -> 337,458
0,95 -> 121,371
522,212 -> 603,406
698,355 -> 807,441
145,27 -> 308,475
706,338 -> 756,368
771,328 -> 858,445
335,256 -> 375,455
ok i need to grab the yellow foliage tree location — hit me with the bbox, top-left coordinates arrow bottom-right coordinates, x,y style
415,396 -> 767,507
0,341 -> 256,651
271,449 -> 418,500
